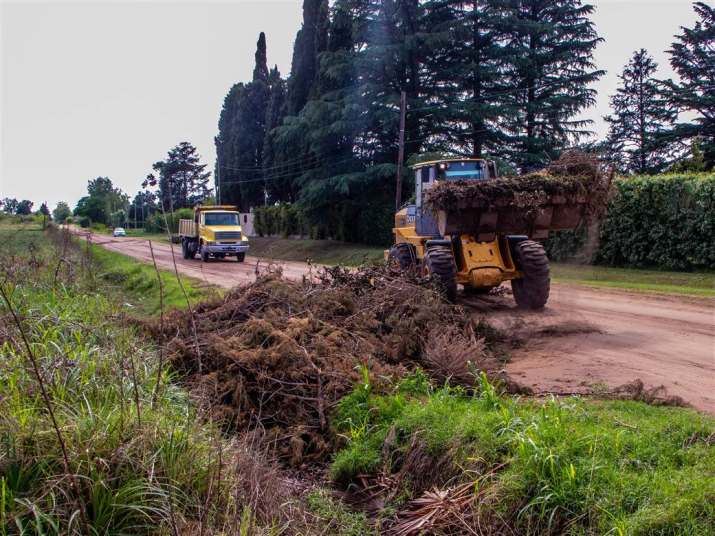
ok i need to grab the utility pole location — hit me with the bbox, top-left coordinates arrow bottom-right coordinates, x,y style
395,90 -> 406,210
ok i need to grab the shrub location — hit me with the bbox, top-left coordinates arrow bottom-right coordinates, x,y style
543,172 -> 715,270
254,204 -> 308,237
595,173 -> 715,270
144,208 -> 194,234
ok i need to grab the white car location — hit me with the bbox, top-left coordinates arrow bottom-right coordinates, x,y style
113,227 -> 126,237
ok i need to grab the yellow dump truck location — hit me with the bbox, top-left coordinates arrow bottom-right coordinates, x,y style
178,205 -> 249,262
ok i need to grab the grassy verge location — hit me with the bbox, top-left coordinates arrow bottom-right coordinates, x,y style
333,372 -> 715,535
88,240 -> 214,315
247,236 -> 385,266
551,263 -> 715,297
0,224 -> 371,535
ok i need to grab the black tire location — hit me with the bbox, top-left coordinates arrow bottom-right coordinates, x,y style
388,243 -> 416,270
423,246 -> 457,303
236,252 -> 245,262
511,240 -> 550,309
181,239 -> 189,259
201,245 -> 210,263
187,241 -> 197,259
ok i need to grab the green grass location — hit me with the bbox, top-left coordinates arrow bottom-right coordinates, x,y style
0,225 -> 229,533
551,263 -> 715,297
332,372 -> 715,535
0,224 -> 340,534
247,236 -> 385,266
88,241 -> 215,316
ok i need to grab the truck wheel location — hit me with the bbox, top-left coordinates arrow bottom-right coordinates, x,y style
236,252 -> 245,262
187,241 -> 197,259
201,246 -> 210,263
423,246 -> 457,303
181,239 -> 190,259
511,240 -> 550,309
388,243 -> 416,270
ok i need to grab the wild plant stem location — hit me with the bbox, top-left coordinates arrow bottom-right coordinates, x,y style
149,240 -> 166,409
0,282 -> 90,533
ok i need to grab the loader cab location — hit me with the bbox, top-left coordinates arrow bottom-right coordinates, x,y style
412,158 -> 496,236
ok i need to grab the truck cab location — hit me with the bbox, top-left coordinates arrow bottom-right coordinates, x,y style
179,205 -> 249,262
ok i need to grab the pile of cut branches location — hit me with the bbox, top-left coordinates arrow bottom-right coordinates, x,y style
150,266 -> 502,465
424,151 -> 612,218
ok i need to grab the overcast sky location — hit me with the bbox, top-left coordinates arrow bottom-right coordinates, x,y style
0,0 -> 700,210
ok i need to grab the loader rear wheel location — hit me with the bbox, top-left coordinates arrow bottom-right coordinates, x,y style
511,240 -> 550,309
388,243 -> 416,270
423,246 -> 457,303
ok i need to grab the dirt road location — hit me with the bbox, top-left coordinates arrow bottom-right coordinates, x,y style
86,232 -> 715,413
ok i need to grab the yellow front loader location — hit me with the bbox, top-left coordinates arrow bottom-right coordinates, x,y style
389,159 -> 559,308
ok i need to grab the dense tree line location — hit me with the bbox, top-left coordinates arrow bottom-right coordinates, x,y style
215,1 -> 712,244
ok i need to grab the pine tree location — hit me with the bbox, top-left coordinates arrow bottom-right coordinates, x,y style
424,0 -> 514,158
604,49 -> 677,174
661,2 -> 715,169
501,0 -> 604,169
152,142 -> 211,211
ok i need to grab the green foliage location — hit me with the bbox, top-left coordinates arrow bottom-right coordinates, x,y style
52,201 -> 72,223
0,228 -> 225,534
143,208 -> 194,234
253,204 -> 308,237
596,173 -> 715,270
604,49 -> 677,174
73,177 -> 128,226
15,199 -> 34,215
543,227 -> 588,262
150,141 -> 211,212
306,489 -> 375,536
659,2 -> 715,170
331,379 -> 715,535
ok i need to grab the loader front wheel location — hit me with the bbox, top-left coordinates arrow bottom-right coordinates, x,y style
511,240 -> 550,309
423,246 -> 457,303
388,243 -> 416,270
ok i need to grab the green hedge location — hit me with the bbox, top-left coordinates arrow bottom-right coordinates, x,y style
253,204 -> 309,238
545,173 -> 715,270
596,173 -> 714,270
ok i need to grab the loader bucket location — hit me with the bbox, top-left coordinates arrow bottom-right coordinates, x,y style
434,194 -> 589,240
425,152 -> 612,241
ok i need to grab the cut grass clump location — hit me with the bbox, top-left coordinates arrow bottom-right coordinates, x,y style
332,373 -> 715,535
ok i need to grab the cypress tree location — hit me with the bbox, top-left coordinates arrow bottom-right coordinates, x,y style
604,49 -> 676,174
215,33 -> 272,210
501,0 -> 604,169
661,2 -> 715,169
285,0 -> 329,116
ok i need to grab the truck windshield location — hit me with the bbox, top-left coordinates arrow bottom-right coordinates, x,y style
441,161 -> 485,180
204,212 -> 239,226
